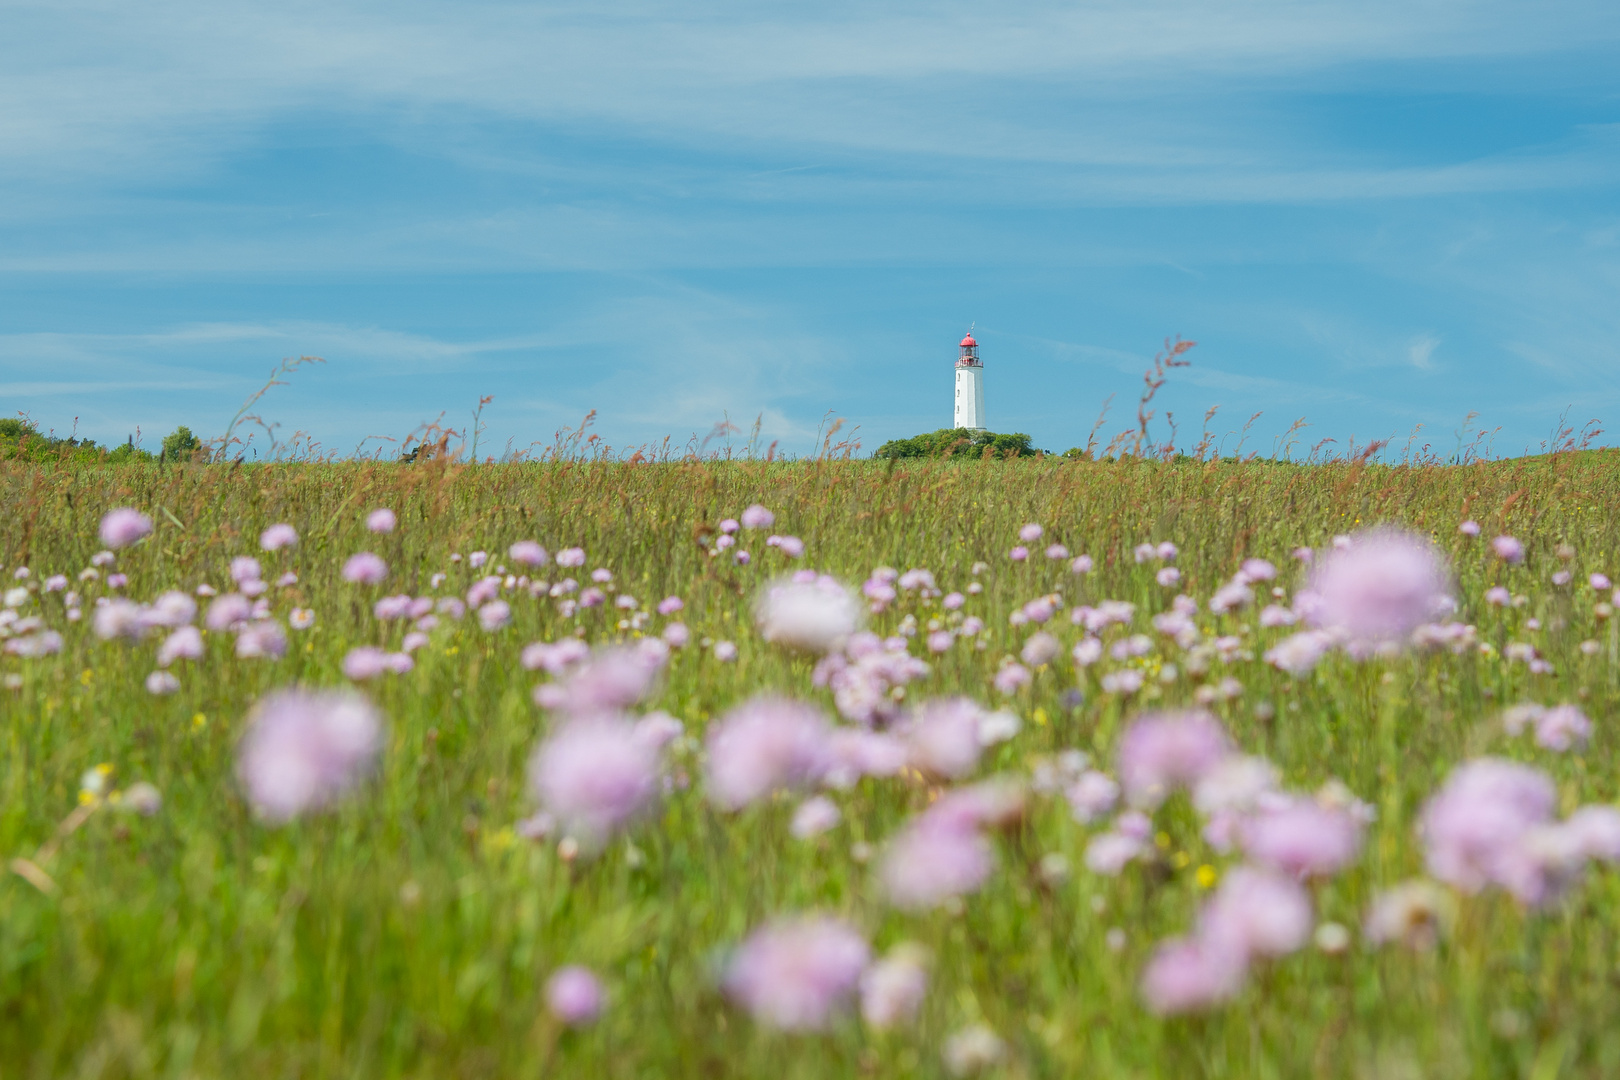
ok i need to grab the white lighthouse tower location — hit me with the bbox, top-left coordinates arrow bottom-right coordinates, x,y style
953,328 -> 985,431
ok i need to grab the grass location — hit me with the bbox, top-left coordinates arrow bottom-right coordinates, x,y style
2,451 -> 1619,1078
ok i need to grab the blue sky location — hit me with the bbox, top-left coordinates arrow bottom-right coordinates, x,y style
2,1 -> 1618,459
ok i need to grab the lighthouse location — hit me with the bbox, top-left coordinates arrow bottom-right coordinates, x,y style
953,330 -> 985,431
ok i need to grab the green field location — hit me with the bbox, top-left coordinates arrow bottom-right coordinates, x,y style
3,453 -> 1620,1078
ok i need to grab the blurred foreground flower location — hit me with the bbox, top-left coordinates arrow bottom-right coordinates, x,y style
723,915 -> 869,1031
236,689 -> 384,823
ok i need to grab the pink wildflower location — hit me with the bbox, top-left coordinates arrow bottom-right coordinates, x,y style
477,600 -> 511,631
529,716 -> 662,847
993,663 -> 1031,693
1140,935 -> 1246,1015
342,552 -> 389,585
705,697 -> 833,809
755,575 -> 861,653
555,547 -> 586,568
881,814 -> 994,909
145,671 -> 180,695
1492,535 -> 1524,563
1420,758 -> 1556,894
509,541 -> 549,566
235,621 -> 287,659
342,647 -> 391,680
534,645 -> 664,716
1008,546 -> 1028,562
205,593 -> 252,631
1201,866 -> 1313,958
741,504 -> 775,529
1459,520 -> 1480,537
366,508 -> 396,533
723,916 -> 870,1031
235,689 -> 384,822
1020,632 -> 1060,666
99,508 -> 153,549
904,698 -> 985,780
1019,523 -> 1043,542
1301,528 -> 1450,645
1116,710 -> 1231,808
157,626 -> 204,666
1241,800 -> 1364,878
859,945 -> 928,1029
790,795 -> 842,839
260,523 -> 299,551
657,595 -> 684,615
546,967 -> 603,1026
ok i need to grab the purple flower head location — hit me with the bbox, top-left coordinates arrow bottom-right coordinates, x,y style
235,689 -> 384,822
366,508 -> 397,534
1071,554 -> 1094,574
374,594 -> 414,620
1420,758 -> 1556,893
157,626 -> 205,666
1116,710 -> 1231,808
534,645 -> 665,717
1019,523 -> 1044,542
755,574 -> 861,653
823,729 -> 907,788
777,536 -> 805,558
529,716 -> 662,848
860,945 -> 929,1029
1140,935 -> 1247,1015
723,916 -> 870,1031
1492,535 -> 1524,563
1200,866 -> 1313,958
657,595 -> 684,615
1241,799 -> 1364,878
509,541 -> 549,567
1020,632 -> 1061,666
1065,770 -> 1121,823
260,523 -> 299,551
142,590 -> 197,629
1008,546 -> 1029,562
342,552 -> 389,585
1045,543 -> 1070,560
197,593 -> 247,632
1302,528 -> 1451,645
705,696 -> 833,810
99,508 -> 153,549
1459,520 -> 1481,537
1533,705 -> 1591,751
146,671 -> 180,695
546,966 -> 603,1026
342,646 -> 391,680
555,547 -> 585,568
741,504 -> 775,529
233,619 -> 287,659
522,638 -> 591,674
790,795 -> 842,839
904,698 -> 985,780
477,600 -> 511,631
993,663 -> 1031,694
